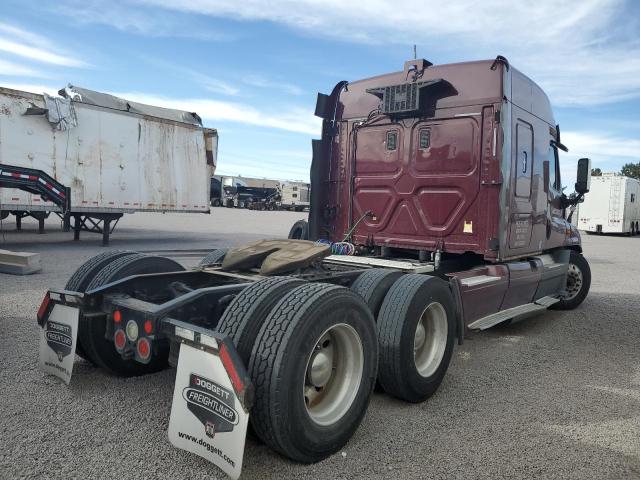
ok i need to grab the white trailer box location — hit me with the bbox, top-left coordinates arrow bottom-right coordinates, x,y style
279,181 -> 310,211
577,173 -> 640,234
0,85 -> 216,242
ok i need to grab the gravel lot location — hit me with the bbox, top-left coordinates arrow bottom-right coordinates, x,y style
1,209 -> 639,479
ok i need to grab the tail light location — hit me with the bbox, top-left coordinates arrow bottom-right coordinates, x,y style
143,319 -> 153,335
137,338 -> 151,360
37,292 -> 51,322
113,310 -> 122,324
114,329 -> 126,351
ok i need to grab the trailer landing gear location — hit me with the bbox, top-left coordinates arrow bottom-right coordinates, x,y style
73,213 -> 123,246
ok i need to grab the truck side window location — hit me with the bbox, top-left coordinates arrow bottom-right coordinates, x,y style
632,193 -> 636,203
548,146 -> 561,191
386,131 -> 397,150
419,128 -> 431,149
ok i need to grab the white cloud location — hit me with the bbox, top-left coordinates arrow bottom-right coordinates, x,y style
0,23 -> 86,68
113,91 -> 321,135
0,59 -> 49,78
242,75 -> 304,96
137,0 -> 640,107
0,82 -> 61,96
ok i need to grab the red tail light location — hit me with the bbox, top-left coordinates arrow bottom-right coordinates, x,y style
37,293 -> 51,322
114,329 -> 126,351
143,319 -> 153,335
137,338 -> 151,360
113,310 -> 122,324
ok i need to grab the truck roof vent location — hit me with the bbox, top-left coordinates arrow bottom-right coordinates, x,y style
366,79 -> 449,116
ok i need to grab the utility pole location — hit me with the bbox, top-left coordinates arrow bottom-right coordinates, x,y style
413,44 -> 417,59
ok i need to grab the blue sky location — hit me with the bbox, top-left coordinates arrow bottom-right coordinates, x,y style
0,0 -> 639,187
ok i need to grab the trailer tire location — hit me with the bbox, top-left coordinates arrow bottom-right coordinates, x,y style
216,277 -> 305,364
248,283 -> 377,463
198,248 -> 228,267
350,268 -> 404,318
377,274 -> 455,403
287,219 -> 309,240
551,251 -> 591,310
81,254 -> 185,376
65,250 -> 139,362
211,198 -> 221,207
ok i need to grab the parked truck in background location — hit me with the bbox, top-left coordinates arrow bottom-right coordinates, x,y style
577,173 -> 640,234
0,85 -> 216,244
37,56 -> 592,479
279,180 -> 310,211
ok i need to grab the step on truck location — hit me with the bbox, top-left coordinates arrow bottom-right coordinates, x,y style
37,56 -> 592,479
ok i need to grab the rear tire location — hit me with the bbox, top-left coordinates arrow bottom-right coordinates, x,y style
198,248 -> 228,267
551,250 -> 591,310
288,219 -> 309,240
216,277 -> 305,364
248,283 -> 377,463
350,269 -> 403,318
65,250 -> 138,362
377,274 -> 456,403
80,254 -> 185,376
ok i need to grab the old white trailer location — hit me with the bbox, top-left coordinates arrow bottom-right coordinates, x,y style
279,181 -> 310,211
577,173 -> 640,234
0,85 -> 216,244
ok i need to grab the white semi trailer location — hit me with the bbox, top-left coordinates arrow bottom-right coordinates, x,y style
279,181 -> 310,211
577,173 -> 640,234
0,85 -> 217,244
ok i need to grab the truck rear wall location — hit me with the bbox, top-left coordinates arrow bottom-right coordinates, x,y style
0,87 -> 214,213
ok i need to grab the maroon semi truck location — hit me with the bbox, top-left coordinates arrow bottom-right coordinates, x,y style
37,56 -> 591,478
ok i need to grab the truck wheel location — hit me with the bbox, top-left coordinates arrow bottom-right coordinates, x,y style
80,254 -> 185,376
216,277 -> 305,364
248,283 -> 377,463
65,250 -> 138,362
350,268 -> 403,318
198,248 -> 228,267
377,274 -> 455,403
212,198 -> 221,207
551,251 -> 591,310
288,219 -> 309,240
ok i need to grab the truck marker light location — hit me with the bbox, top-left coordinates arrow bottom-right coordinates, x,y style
137,338 -> 151,360
37,293 -> 51,322
113,310 -> 122,324
143,319 -> 153,335
126,320 -> 139,342
219,344 -> 244,395
114,329 -> 126,351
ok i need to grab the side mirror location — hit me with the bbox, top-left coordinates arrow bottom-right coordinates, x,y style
543,161 -> 550,194
575,158 -> 591,194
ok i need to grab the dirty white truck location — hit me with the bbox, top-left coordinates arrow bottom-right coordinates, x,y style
37,57 -> 592,479
0,85 -> 216,244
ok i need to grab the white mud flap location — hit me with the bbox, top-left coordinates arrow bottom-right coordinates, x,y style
168,343 -> 249,480
38,304 -> 79,384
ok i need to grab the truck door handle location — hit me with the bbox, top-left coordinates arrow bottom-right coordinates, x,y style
522,151 -> 528,173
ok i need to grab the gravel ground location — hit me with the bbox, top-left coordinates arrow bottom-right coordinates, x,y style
1,210 -> 639,479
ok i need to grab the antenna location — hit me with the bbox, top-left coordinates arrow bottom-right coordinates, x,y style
413,44 -> 417,59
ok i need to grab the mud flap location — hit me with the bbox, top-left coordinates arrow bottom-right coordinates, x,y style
38,304 -> 79,384
168,343 -> 249,480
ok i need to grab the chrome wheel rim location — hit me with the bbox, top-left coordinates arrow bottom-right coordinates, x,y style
414,302 -> 448,378
563,263 -> 583,300
303,323 -> 363,426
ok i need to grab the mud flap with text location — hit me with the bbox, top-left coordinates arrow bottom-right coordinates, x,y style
168,343 -> 249,480
38,304 -> 79,385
